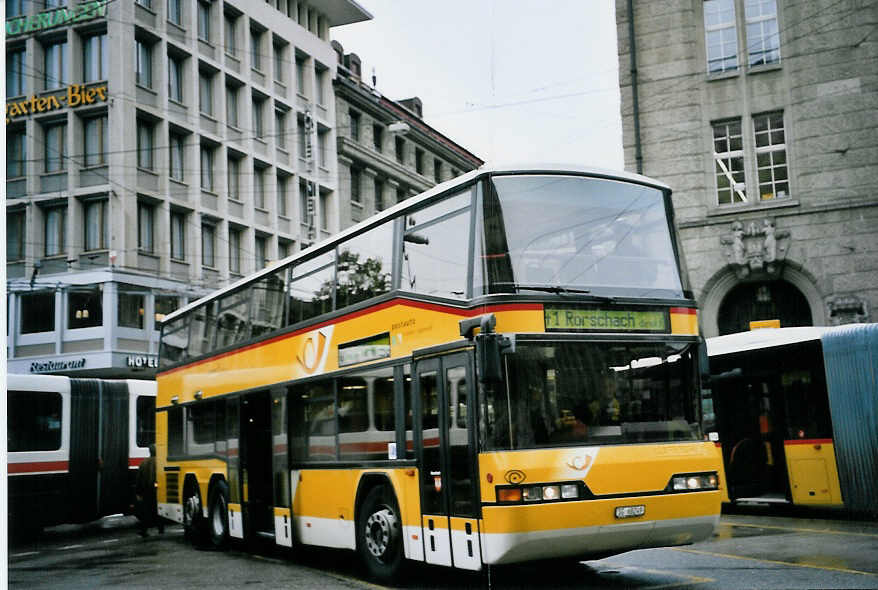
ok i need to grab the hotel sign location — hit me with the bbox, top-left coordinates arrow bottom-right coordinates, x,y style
6,1 -> 107,37
6,84 -> 108,124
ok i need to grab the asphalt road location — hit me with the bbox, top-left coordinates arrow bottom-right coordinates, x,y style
6,510 -> 878,589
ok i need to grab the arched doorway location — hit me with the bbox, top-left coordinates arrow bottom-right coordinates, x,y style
717,280 -> 813,335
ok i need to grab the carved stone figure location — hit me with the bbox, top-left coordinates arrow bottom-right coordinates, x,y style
720,218 -> 790,278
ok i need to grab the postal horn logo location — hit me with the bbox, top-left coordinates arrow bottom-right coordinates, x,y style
504,470 -> 526,485
297,326 -> 333,374
565,448 -> 599,476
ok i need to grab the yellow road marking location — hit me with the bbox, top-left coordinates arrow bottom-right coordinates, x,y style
672,547 -> 878,577
601,564 -> 715,589
721,521 -> 878,539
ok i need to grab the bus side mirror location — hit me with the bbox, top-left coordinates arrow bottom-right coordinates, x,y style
475,333 -> 512,384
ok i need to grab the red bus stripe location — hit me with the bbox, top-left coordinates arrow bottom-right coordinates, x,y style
670,307 -> 697,315
784,438 -> 833,446
158,299 -> 543,376
8,461 -> 69,474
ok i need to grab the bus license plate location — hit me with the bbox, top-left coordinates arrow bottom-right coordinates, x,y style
615,505 -> 645,519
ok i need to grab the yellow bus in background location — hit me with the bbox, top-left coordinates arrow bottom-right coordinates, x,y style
706,325 -> 878,515
156,165 -> 722,581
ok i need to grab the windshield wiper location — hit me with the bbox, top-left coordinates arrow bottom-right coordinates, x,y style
492,283 -> 594,295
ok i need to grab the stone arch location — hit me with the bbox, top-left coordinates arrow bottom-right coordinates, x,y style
699,261 -> 825,337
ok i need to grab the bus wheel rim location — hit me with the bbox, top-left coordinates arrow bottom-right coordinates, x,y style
364,507 -> 396,559
212,498 -> 226,536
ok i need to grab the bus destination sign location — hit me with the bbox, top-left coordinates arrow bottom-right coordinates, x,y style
545,307 -> 669,333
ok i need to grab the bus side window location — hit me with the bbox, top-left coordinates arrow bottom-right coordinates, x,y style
402,364 -> 414,459
136,395 -> 156,447
8,391 -> 63,452
167,406 -> 184,457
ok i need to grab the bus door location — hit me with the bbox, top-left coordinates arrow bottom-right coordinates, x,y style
414,351 -> 482,570
240,391 -> 274,537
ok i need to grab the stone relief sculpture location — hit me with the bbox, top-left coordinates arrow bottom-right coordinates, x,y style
720,218 -> 790,278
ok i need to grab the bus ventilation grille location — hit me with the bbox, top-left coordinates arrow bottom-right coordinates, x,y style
165,473 -> 179,503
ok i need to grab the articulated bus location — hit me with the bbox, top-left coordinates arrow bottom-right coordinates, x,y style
6,374 -> 157,535
705,324 -> 878,516
156,165 -> 722,581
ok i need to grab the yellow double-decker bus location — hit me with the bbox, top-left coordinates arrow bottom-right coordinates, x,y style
156,165 -> 722,581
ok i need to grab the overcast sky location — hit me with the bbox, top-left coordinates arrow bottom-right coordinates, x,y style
331,0 -> 625,170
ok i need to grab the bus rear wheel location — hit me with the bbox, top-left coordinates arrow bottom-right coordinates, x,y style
357,485 -> 404,583
183,482 -> 206,545
208,480 -> 230,549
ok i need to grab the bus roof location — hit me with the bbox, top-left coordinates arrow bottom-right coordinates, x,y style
706,327 -> 837,357
161,164 -> 672,325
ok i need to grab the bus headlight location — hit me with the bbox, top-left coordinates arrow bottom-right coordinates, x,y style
670,472 -> 719,491
542,485 -> 561,501
561,484 -> 579,499
496,482 -> 583,503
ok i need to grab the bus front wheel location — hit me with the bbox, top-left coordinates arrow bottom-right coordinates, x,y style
357,485 -> 404,582
208,480 -> 230,549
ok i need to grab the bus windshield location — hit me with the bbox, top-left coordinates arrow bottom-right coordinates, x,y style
478,174 -> 683,298
481,341 -> 701,450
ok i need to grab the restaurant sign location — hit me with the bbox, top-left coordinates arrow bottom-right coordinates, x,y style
6,1 -> 107,37
6,84 -> 108,124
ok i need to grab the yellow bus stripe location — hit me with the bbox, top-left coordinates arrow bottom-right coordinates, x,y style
672,547 -> 878,577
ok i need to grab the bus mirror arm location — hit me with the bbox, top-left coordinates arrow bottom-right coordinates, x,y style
459,313 -> 497,339
475,332 -> 513,384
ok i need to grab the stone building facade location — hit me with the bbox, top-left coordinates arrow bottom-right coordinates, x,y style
331,42 -> 484,229
616,0 -> 877,336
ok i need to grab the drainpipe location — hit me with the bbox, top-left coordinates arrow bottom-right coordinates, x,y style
627,0 -> 643,175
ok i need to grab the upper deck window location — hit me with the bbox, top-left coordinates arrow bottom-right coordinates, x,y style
476,175 -> 684,299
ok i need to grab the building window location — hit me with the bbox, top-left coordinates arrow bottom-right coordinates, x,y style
21,292 -> 56,334
7,48 -> 26,97
229,227 -> 241,274
255,235 -> 267,269
169,132 -> 185,180
155,295 -> 181,329
753,112 -> 789,200
171,211 -> 186,260
7,210 -> 26,262
315,65 -> 327,105
745,0 -> 780,66
44,206 -> 66,257
278,240 -> 291,259
68,287 -> 103,329
83,32 -> 107,82
202,222 -> 216,267
295,56 -> 306,95
254,167 -> 266,209
277,176 -> 288,217
44,40 -> 68,90
712,119 -> 746,205
434,159 -> 442,183
373,124 -> 383,153
8,127 -> 27,178
197,0 -> 211,42
395,136 -> 404,164
226,84 -> 239,127
299,180 -> 310,231
7,0 -> 25,17
251,28 -> 263,70
317,129 -> 328,169
135,40 -> 152,87
704,0 -> 738,74
224,13 -> 237,56
200,146 -> 214,191
349,111 -> 361,141
375,178 -> 384,212
168,54 -> 184,102
415,149 -> 424,174
297,115 -> 307,158
44,122 -> 67,173
199,71 -> 213,116
319,191 -> 328,231
118,288 -> 146,329
138,201 -> 155,253
83,115 -> 107,166
275,109 -> 287,149
168,0 -> 182,25
252,96 -> 265,138
274,42 -> 285,83
137,120 -> 154,170
84,199 -> 108,251
227,157 -> 240,200
350,167 -> 361,204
